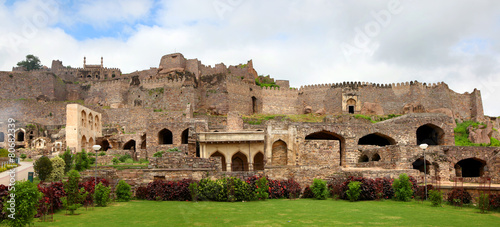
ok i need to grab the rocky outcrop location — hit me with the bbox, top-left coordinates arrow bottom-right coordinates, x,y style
468,121 -> 493,144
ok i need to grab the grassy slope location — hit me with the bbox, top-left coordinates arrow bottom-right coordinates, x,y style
36,199 -> 500,226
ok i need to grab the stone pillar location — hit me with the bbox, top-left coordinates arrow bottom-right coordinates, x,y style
226,162 -> 232,172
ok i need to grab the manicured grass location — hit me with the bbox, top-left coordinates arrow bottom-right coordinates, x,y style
35,199 -> 500,226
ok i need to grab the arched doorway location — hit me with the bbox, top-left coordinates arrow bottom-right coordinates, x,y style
210,151 -> 226,171
81,110 -> 86,127
305,130 -> 345,166
88,137 -> 94,147
252,96 -> 258,114
455,158 -> 486,177
81,135 -> 87,152
272,140 -> 287,166
412,158 -> 431,174
347,98 -> 356,114
416,124 -> 444,145
254,152 -> 264,170
181,129 -> 189,144
232,152 -> 248,171
358,133 -> 396,146
99,139 -> 110,151
123,140 -> 136,150
158,129 -> 173,144
358,154 -> 369,163
16,131 -> 24,142
372,153 -> 381,161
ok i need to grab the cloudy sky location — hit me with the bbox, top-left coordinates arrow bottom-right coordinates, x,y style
1,0 -> 499,116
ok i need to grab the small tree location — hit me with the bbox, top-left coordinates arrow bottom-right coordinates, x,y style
74,149 -> 90,171
34,156 -> 53,181
62,170 -> 87,215
477,193 -> 489,213
429,190 -> 443,207
48,156 -> 65,182
2,181 -> 43,227
94,182 -> 111,207
255,177 -> 269,200
311,178 -> 329,200
392,173 -> 414,202
20,153 -> 27,160
17,54 -> 42,71
116,180 -> 132,202
61,149 -> 73,173
346,181 -> 362,202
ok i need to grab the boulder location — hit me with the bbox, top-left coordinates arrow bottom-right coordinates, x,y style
314,108 -> 326,115
468,121 -> 493,144
304,106 -> 312,114
361,102 -> 384,115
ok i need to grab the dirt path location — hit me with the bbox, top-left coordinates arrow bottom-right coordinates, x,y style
0,162 -> 34,185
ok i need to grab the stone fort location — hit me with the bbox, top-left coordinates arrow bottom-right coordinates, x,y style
1,53 -> 499,187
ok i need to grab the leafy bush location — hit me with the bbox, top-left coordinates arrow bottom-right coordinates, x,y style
302,186 -> 314,198
153,150 -> 165,157
112,157 -> 119,164
392,173 -> 414,201
142,179 -> 196,201
254,177 -> 269,200
98,151 -> 106,156
429,190 -> 443,206
447,188 -> 472,205
119,154 -> 131,162
0,148 -> 9,157
189,182 -> 199,201
34,156 -> 53,181
74,150 -> 90,171
124,158 -> 134,163
346,181 -> 361,202
3,181 -> 42,227
20,153 -> 27,160
89,157 -> 96,165
61,149 -> 73,173
227,177 -> 254,202
135,186 -> 148,200
311,178 -> 329,200
95,182 -> 111,207
376,178 -> 394,200
414,184 -> 433,200
36,182 -> 66,217
116,180 -> 132,202
49,156 -> 65,182
268,178 -> 301,199
489,194 -> 500,210
339,177 -> 380,201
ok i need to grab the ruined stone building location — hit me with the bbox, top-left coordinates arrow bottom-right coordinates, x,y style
0,53 -> 499,186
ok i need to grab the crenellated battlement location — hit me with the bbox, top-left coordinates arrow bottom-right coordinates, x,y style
260,86 -> 299,97
298,80 -> 448,91
141,77 -> 186,89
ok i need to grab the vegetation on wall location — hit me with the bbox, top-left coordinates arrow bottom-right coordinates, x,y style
255,75 -> 279,88
17,54 -> 42,71
454,120 -> 500,147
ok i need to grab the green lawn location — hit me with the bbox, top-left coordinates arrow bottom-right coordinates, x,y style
35,199 -> 500,226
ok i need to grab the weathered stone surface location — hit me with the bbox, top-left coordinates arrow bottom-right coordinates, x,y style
304,106 -> 312,114
468,122 -> 493,144
428,108 -> 453,118
314,108 -> 326,115
361,102 -> 384,115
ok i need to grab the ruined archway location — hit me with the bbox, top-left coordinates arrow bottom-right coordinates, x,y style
16,130 -> 24,142
231,152 -> 248,171
158,129 -> 173,145
81,135 -> 87,151
455,158 -> 486,177
305,130 -> 345,166
412,158 -> 431,174
358,133 -> 396,146
272,140 -> 287,166
123,140 -> 136,150
181,129 -> 189,144
88,137 -> 94,147
99,139 -> 110,151
254,152 -> 264,170
358,154 -> 369,163
416,124 -> 444,145
347,98 -> 356,114
210,151 -> 226,171
372,153 -> 381,161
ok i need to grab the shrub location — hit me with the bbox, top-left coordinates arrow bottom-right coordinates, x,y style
62,170 -> 87,215
112,157 -> 119,164
135,186 -> 148,200
34,156 -> 53,181
477,193 -> 489,213
36,182 -> 66,217
415,184 -> 434,200
119,154 -> 132,162
392,173 -> 414,201
311,178 -> 329,200
429,190 -> 443,206
94,182 -> 111,207
98,151 -> 106,156
49,156 -> 65,182
189,182 -> 199,201
116,180 -> 132,202
377,178 -> 394,200
346,181 -> 362,202
283,179 -> 302,199
153,150 -> 165,157
447,188 -> 472,205
489,194 -> 500,210
254,177 -> 269,200
20,153 -> 27,160
302,186 -> 315,198
3,181 -> 42,227
61,149 -> 73,173
227,177 -> 254,202
74,150 -> 90,171
339,177 -> 380,201
89,157 -> 96,165
0,148 -> 9,157
124,158 -> 134,164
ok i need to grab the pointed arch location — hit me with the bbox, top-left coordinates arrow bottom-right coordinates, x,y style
358,133 -> 396,146
81,135 -> 87,151
16,130 -> 25,142
123,140 -> 136,150
158,128 -> 173,145
358,154 -> 369,163
231,152 -> 248,171
455,158 -> 486,177
272,140 -> 287,166
253,152 -> 264,170
416,124 -> 444,145
81,110 -> 87,128
88,113 -> 93,130
372,153 -> 381,161
181,128 -> 189,144
305,130 -> 345,166
88,137 -> 94,147
210,151 -> 226,171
